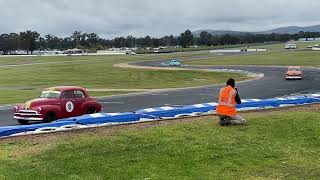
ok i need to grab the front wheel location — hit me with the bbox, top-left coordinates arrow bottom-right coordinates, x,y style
44,113 -> 56,123
18,119 -> 29,125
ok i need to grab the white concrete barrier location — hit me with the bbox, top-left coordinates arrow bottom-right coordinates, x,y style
210,49 -> 266,53
210,49 -> 241,53
246,49 -> 257,52
257,49 -> 267,52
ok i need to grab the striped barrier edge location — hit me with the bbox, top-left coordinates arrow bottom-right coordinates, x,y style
1,93 -> 319,138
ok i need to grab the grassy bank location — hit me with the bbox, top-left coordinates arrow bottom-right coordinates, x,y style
0,104 -> 319,179
186,51 -> 320,66
134,43 -> 275,54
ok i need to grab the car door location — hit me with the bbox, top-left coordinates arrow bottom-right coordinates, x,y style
73,90 -> 86,116
60,90 -> 77,118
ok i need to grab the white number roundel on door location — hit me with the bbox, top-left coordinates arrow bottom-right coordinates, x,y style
66,101 -> 74,112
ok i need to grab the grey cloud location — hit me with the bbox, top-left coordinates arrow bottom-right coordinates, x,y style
0,0 -> 319,38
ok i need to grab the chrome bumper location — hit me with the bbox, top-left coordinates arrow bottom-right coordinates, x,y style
14,116 -> 43,121
14,110 -> 43,121
286,76 -> 302,79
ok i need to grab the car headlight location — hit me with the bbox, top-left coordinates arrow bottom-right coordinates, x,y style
14,106 -> 19,113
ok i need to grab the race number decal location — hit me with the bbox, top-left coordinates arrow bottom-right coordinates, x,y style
66,101 -> 74,113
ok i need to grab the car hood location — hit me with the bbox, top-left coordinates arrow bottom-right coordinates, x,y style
24,98 -> 59,109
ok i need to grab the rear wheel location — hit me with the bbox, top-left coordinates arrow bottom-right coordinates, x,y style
86,107 -> 96,114
18,119 -> 29,125
44,112 -> 56,123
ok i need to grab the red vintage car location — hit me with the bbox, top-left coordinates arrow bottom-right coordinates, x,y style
14,86 -> 102,124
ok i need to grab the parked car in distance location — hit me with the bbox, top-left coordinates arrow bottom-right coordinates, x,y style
286,66 -> 302,80
169,59 -> 182,66
14,86 -> 102,124
285,43 -> 298,49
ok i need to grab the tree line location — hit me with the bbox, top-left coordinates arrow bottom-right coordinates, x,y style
0,30 -> 320,54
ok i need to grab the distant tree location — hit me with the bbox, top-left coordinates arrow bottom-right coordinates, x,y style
0,34 -> 10,54
179,30 -> 194,48
79,33 -> 89,47
45,34 -> 62,50
166,35 -> 177,46
70,31 -> 82,47
3,28 -> 320,53
199,31 -> 213,46
19,30 -> 40,54
113,37 -> 127,48
126,35 -> 136,47
37,37 -> 46,50
87,33 -> 100,47
143,36 -> 153,47
61,37 -> 72,49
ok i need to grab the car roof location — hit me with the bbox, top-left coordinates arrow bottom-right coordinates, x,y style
44,86 -> 87,92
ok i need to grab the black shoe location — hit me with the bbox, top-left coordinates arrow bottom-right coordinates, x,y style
219,120 -> 230,126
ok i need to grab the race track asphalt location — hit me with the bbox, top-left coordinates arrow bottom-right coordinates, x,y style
1,53 -> 319,126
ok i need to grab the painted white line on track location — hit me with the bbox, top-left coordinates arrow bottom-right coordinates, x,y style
275,89 -> 296,91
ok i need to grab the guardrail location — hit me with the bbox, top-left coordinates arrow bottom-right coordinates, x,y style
210,49 -> 267,53
1,93 -> 319,138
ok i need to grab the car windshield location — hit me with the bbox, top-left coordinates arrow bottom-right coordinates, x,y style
289,67 -> 300,71
39,91 -> 61,99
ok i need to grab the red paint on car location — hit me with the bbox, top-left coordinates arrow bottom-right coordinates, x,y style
14,86 -> 102,124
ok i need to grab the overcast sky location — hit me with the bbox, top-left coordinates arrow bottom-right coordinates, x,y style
0,0 -> 319,38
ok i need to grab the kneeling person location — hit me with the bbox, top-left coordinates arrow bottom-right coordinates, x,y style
216,78 -> 246,126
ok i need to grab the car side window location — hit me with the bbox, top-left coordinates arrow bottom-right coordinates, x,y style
74,90 -> 85,98
62,90 -> 74,99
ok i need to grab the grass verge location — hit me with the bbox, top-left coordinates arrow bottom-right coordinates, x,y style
186,51 -> 320,66
0,54 -> 249,104
0,104 -> 319,179
0,90 -> 141,104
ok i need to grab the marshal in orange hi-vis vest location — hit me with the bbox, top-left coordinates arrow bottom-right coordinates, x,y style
216,85 -> 237,116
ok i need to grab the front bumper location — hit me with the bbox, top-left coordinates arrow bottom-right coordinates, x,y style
286,76 -> 302,80
14,110 -> 44,121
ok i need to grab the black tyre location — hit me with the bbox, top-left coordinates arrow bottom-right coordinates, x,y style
18,119 -> 29,125
86,107 -> 96,114
44,112 -> 56,123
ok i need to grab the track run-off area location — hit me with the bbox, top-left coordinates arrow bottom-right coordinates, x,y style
0,50 -> 319,126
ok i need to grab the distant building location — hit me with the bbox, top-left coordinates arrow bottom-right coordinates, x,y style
298,37 -> 320,42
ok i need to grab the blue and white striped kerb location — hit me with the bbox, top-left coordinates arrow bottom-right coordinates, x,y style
135,106 -> 189,118
73,112 -> 140,125
1,93 -> 320,138
310,93 -> 320,98
181,103 -> 218,114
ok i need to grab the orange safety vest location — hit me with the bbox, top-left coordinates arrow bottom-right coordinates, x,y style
216,85 -> 237,116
